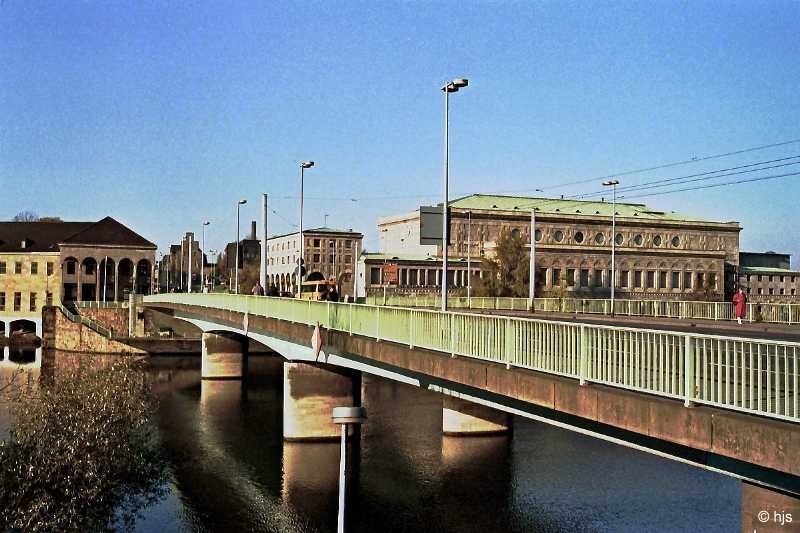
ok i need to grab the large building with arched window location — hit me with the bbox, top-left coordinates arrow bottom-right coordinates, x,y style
369,194 -> 742,301
0,217 -> 156,337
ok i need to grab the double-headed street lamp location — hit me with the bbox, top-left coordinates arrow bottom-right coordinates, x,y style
441,78 -> 468,312
202,220 -> 210,290
298,161 -> 315,298
235,199 -> 247,294
602,179 -> 620,314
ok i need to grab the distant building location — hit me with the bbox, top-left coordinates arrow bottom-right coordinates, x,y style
738,252 -> 800,302
0,217 -> 156,335
162,232 -> 204,292
373,194 -> 742,301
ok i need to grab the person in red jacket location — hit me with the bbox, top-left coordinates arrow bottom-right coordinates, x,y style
732,287 -> 747,325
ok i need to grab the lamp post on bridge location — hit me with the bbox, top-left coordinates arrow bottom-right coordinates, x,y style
332,406 -> 367,533
235,199 -> 247,294
602,179 -> 620,315
201,220 -> 210,291
441,77 -> 469,312
298,161 -> 315,298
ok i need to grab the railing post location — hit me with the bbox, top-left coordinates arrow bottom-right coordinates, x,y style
376,306 -> 381,342
450,313 -> 456,358
684,335 -> 695,407
348,303 -> 353,335
714,303 -> 719,321
579,325 -> 588,385
409,310 -> 414,348
505,317 -> 512,369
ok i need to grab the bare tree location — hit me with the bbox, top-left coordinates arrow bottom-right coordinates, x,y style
12,211 -> 39,222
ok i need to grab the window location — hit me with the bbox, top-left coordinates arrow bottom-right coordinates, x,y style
684,272 -> 692,289
47,262 -> 54,276
780,276 -> 785,282
758,288 -> 763,295
370,267 -> 381,285
653,235 -> 662,247
634,270 -> 643,288
758,275 -> 763,282
534,229 -> 542,241
328,255 -> 334,263
671,236 -> 680,247
345,255 -> 351,263
580,269 -> 589,286
792,289 -> 797,296
409,269 -> 418,286
46,292 -> 53,306
574,231 -> 584,244
345,240 -> 352,248
594,233 -> 605,245
329,240 -> 335,248
313,239 -> 320,247
594,269 -> 604,287
647,271 -> 655,289
697,272 -> 705,287
659,271 -> 667,289
769,276 -> 774,282
14,292 -> 21,312
780,288 -> 785,295
621,270 -> 629,288
615,233 -> 624,245
427,269 -> 438,286
769,288 -> 774,295
31,262 -> 38,275
15,262 -> 22,274
511,228 -> 520,238
553,230 -> 564,242
566,268 -> 575,287
552,268 -> 561,285
634,234 -> 643,246
0,262 -> 5,274
313,254 -> 320,262
0,292 -> 4,311
66,261 -> 76,275
29,292 -> 37,312
671,271 -> 679,289
85,262 -> 96,275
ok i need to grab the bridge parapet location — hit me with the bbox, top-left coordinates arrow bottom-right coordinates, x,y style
144,293 -> 799,424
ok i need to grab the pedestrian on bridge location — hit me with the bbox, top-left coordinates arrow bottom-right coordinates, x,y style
252,281 -> 265,296
733,287 -> 747,325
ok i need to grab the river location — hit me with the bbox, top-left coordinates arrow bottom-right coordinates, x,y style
1,351 -> 740,532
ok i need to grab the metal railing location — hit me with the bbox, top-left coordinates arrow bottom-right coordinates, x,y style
363,294 -> 800,325
60,305 -> 121,339
73,301 -> 129,309
145,293 -> 799,423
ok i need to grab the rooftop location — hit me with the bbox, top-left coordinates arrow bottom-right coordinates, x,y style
267,227 -> 364,240
0,217 -> 155,253
445,194 -> 734,224
361,252 -> 479,263
740,266 -> 799,275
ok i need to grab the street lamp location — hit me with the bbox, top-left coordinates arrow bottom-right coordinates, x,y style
602,179 -> 620,314
441,78 -> 468,312
235,199 -> 247,294
332,406 -> 367,533
208,249 -> 217,290
528,188 -> 544,311
298,161 -> 315,298
202,220 -> 210,290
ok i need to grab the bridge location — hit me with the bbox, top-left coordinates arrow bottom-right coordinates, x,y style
143,293 -> 800,503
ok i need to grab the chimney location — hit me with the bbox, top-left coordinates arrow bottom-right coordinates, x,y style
250,221 -> 257,240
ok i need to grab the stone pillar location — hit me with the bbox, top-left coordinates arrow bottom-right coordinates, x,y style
114,263 -> 120,303
741,482 -> 800,533
77,263 -> 83,302
95,265 -> 101,302
201,332 -> 248,379
128,293 -> 137,337
283,362 -> 361,441
442,396 -> 511,436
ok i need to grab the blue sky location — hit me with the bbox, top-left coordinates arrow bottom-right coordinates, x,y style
2,1 -> 799,260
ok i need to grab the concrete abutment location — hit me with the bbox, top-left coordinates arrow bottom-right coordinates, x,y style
201,331 -> 248,379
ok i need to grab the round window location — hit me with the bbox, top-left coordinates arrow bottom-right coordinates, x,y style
574,231 -> 584,243
534,229 -> 542,242
634,234 -> 643,246
511,228 -> 520,239
671,236 -> 680,247
594,233 -> 605,245
554,230 -> 564,242
615,233 -> 624,245
653,235 -> 662,247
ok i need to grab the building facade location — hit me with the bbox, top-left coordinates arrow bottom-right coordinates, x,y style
0,217 -> 156,336
373,194 -> 742,301
162,232 -> 204,292
267,227 -> 363,296
738,251 -> 800,302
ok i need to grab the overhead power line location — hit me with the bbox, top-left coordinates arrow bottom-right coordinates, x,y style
619,170 -> 800,201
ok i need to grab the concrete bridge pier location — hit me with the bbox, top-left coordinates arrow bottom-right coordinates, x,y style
283,362 -> 362,441
443,396 -> 512,436
201,331 -> 248,380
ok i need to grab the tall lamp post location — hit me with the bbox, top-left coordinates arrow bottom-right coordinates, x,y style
602,179 -> 620,314
235,199 -> 247,294
332,406 -> 367,533
528,189 -> 545,311
202,220 -> 210,291
298,161 -> 315,298
441,78 -> 468,312
208,249 -> 217,290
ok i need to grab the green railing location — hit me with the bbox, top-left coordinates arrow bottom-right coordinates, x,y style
73,301 -> 129,309
363,294 -> 800,325
60,305 -> 121,339
145,293 -> 799,423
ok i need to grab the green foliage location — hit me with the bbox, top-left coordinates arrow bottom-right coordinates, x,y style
0,359 -> 167,532
472,228 -> 531,297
